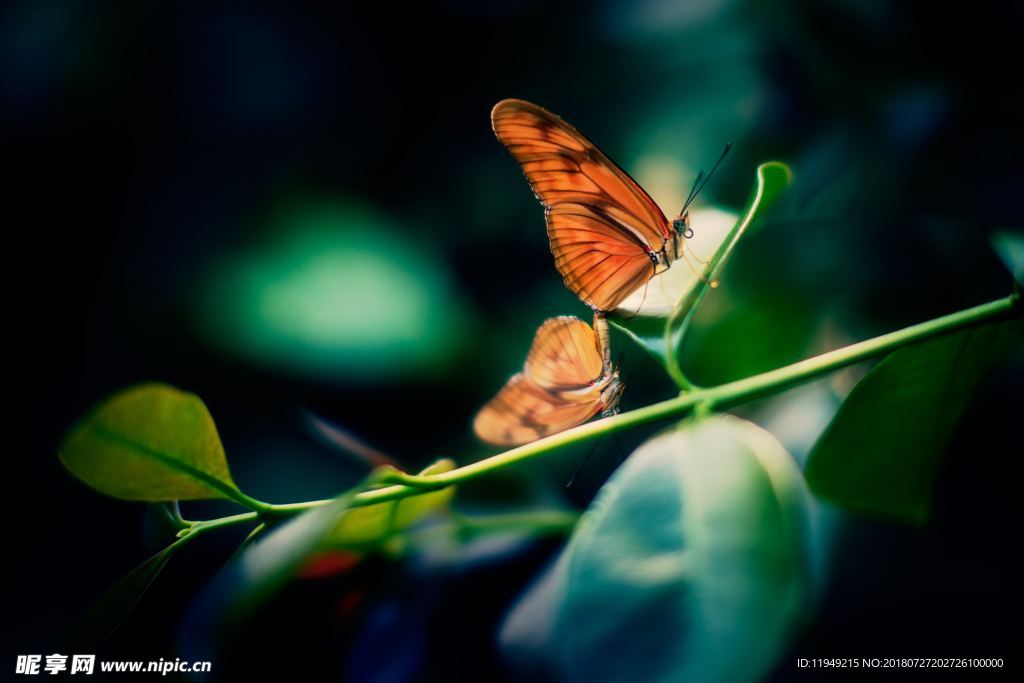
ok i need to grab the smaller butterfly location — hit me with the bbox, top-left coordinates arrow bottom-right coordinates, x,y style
474,315 -> 624,446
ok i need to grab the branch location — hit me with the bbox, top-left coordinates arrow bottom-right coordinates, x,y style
329,293 -> 1019,508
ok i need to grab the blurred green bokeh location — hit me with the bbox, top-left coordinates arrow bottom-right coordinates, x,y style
198,203 -> 472,381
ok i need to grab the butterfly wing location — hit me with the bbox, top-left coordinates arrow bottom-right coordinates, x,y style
473,373 -> 604,446
546,203 -> 660,312
524,316 -> 604,390
475,316 -> 609,446
492,99 -> 670,311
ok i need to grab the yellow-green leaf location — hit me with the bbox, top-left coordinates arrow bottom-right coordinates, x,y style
328,459 -> 456,549
59,383 -> 240,502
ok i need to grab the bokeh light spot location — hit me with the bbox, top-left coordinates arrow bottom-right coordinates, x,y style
198,202 -> 471,381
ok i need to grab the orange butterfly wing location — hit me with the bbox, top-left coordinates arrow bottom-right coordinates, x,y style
474,316 -> 611,446
492,99 -> 670,311
524,316 -> 605,389
473,374 -> 604,446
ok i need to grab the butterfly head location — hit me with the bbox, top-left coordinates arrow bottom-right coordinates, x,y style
669,212 -> 693,261
669,143 -> 731,263
672,212 -> 690,235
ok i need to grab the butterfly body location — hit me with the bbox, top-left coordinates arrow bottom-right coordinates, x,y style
473,315 -> 623,446
492,98 -> 692,312
655,215 -> 691,272
596,373 -> 626,416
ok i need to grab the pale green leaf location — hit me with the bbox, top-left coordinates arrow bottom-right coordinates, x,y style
503,415 -> 811,683
59,383 -> 240,502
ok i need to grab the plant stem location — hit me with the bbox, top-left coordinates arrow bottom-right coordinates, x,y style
218,293 -> 1020,520
663,335 -> 696,391
701,295 -> 1019,409
182,511 -> 260,536
329,293 -> 1019,508
661,163 -> 790,391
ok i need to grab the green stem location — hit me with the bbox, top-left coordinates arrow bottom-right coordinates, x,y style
200,293 -> 1021,524
230,492 -> 277,515
661,164 -> 785,391
372,468 -> 449,489
700,295 -> 1019,409
663,335 -> 696,391
143,512 -> 263,576
178,511 -> 261,537
330,293 -> 1018,508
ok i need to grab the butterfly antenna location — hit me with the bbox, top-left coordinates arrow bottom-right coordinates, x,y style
682,169 -> 704,211
680,143 -> 732,214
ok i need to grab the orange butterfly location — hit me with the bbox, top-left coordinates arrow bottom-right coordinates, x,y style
492,98 -> 728,312
474,315 -> 624,446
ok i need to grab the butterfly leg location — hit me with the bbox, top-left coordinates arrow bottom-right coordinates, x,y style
565,436 -> 604,489
611,432 -> 628,466
593,312 -> 612,372
679,247 -> 713,286
566,412 -> 626,489
684,235 -> 710,265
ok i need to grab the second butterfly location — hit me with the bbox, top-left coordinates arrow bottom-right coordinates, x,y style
474,315 -> 624,446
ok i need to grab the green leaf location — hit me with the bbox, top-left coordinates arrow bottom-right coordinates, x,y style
991,231 -> 1024,286
504,415 -> 810,683
611,162 -> 793,389
805,323 -> 1012,524
681,286 -> 819,385
64,540 -> 183,649
327,459 -> 456,550
59,383 -> 244,503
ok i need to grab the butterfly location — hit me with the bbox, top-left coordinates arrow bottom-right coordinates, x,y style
491,98 -> 728,312
474,315 -> 624,446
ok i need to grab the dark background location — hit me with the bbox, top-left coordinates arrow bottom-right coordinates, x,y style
5,0 -> 1022,680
